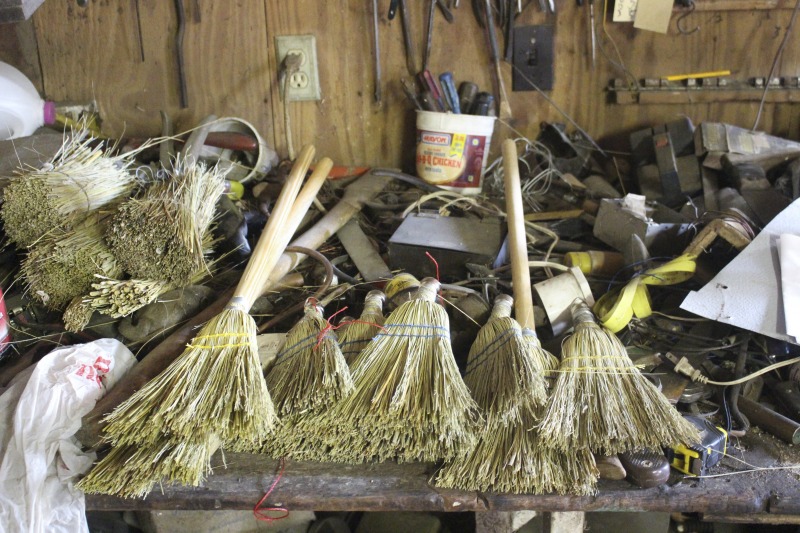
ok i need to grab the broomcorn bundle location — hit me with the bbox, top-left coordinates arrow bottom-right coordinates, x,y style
538,301 -> 700,455
328,277 -> 480,463
106,159 -> 225,284
1,129 -> 139,247
21,217 -> 122,311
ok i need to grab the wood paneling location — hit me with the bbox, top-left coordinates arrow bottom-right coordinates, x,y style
2,1 -> 798,167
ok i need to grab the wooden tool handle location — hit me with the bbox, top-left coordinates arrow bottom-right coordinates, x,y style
502,139 -> 534,329
233,145 -> 315,309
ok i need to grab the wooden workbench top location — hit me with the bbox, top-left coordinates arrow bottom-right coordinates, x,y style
86,430 -> 800,523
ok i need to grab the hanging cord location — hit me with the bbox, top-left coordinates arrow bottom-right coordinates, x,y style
279,53 -> 302,160
752,0 -> 800,131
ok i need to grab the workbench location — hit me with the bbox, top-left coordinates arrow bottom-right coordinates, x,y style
85,429 -> 800,526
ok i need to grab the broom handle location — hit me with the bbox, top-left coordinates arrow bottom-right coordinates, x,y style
502,139 -> 534,330
231,145 -> 315,310
238,155 -> 333,309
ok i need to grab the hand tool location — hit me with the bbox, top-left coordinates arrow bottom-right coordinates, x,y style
436,0 -> 455,22
482,0 -> 512,119
458,81 -> 479,113
589,0 -> 596,69
388,0 -> 399,19
666,415 -> 727,476
174,0 -> 188,108
401,78 -> 424,110
419,90 -> 439,111
372,0 -> 382,103
504,0 -> 515,62
398,0 -> 418,76
619,450 -> 671,488
424,0 -> 437,72
418,69 -> 446,110
439,72 -> 461,113
472,91 -> 495,115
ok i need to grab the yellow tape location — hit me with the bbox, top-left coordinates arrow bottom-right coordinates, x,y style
594,254 -> 697,333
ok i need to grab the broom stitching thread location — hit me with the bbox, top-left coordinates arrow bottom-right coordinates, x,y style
465,328 -> 523,375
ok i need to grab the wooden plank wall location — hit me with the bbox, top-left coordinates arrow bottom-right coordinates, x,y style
2,1 -> 800,169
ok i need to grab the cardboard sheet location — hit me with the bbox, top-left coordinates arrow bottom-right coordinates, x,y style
681,198 -> 800,345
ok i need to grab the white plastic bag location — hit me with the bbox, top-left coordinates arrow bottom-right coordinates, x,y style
0,338 -> 136,533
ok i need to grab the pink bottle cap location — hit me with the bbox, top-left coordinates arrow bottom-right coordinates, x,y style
43,101 -> 56,125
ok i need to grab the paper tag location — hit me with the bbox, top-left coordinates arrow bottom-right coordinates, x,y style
613,0 -> 638,22
257,333 -> 287,371
633,0 -> 672,34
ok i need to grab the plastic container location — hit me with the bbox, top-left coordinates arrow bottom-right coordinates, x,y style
415,110 -> 496,195
533,266 -> 595,336
0,61 -> 55,141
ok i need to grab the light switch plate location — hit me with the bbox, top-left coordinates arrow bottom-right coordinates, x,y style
512,25 -> 554,92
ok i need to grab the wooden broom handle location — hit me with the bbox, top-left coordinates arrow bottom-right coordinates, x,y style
502,139 -> 534,330
232,145 -> 315,309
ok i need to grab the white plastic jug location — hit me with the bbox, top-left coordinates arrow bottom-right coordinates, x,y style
0,61 -> 55,141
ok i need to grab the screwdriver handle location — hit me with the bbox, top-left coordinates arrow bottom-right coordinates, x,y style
418,70 -> 446,111
439,72 -> 460,113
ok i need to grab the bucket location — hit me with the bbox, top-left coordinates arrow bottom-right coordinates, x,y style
415,110 -> 496,195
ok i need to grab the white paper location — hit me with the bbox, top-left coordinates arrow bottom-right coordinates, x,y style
257,333 -> 286,371
780,234 -> 800,341
614,0 -> 638,22
681,198 -> 800,345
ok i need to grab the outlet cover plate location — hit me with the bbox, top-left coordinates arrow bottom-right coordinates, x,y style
275,34 -> 321,101
512,25 -> 554,92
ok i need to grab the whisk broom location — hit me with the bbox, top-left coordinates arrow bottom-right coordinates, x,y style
327,277 -> 480,463
538,300 -> 700,456
266,298 -> 353,417
100,145 -> 319,451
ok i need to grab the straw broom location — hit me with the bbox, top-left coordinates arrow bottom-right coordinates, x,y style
538,300 -> 700,456
263,299 -> 354,459
326,277 -> 480,464
266,290 -> 385,460
265,298 -> 353,417
338,289 -> 386,365
1,128 -> 140,247
100,146 -> 318,452
434,141 -> 596,494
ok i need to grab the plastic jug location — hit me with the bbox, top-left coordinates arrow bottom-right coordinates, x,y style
0,61 -> 55,140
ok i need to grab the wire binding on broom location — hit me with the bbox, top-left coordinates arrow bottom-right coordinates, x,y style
538,300 -> 701,456
338,290 -> 386,365
325,277 -> 480,464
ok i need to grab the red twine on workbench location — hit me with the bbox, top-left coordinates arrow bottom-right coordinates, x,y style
253,457 -> 289,523
315,306 -> 387,348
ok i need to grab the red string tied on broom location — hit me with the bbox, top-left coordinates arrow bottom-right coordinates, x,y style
315,305 -> 387,348
253,457 -> 289,522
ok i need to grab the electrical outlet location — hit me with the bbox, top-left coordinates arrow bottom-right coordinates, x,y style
276,35 -> 321,101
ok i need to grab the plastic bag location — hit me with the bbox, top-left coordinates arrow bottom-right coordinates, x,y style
0,338 -> 136,533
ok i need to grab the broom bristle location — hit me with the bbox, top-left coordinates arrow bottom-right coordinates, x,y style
103,307 -> 276,452
464,294 -> 548,422
266,300 -> 354,417
327,278 -> 480,463
77,436 -> 218,498
338,290 -> 385,365
538,302 -> 700,455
